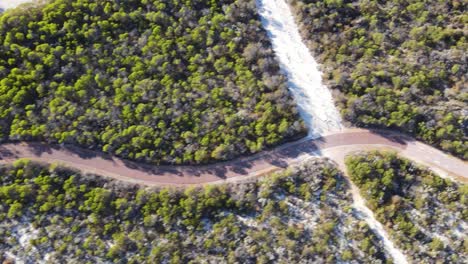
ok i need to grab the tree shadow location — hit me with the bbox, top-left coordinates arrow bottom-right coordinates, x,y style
25,142 -> 54,156
369,128 -> 413,147
120,159 -> 186,177
0,145 -> 16,159
6,135 -> 318,182
62,144 -> 115,161
116,135 -> 317,180
201,136 -> 322,179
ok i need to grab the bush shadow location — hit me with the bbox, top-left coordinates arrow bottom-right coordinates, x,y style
10,135 -> 318,182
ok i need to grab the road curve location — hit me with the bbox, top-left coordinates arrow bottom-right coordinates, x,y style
0,129 -> 466,186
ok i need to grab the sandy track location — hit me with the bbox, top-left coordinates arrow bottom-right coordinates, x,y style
0,129 -> 466,186
255,0 -> 343,137
0,0 -> 35,10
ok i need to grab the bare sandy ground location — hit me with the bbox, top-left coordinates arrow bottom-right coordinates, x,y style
1,1 -> 465,263
1,129 -> 466,186
0,0 -> 34,10
2,128 -> 465,264
256,0 -> 343,137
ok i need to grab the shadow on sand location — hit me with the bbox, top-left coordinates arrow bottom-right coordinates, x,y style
15,136 -> 321,181
117,136 -> 322,179
0,145 -> 16,160
1,128 -> 420,183
369,128 -> 413,147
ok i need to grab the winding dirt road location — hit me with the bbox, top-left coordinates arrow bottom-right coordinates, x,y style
0,129 -> 466,186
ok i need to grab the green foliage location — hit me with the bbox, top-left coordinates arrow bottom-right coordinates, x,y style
290,0 -> 467,159
0,0 -> 305,165
0,160 -> 387,263
346,151 -> 467,262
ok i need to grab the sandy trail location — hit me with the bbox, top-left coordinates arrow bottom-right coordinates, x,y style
1,1 -> 466,263
0,0 -> 34,10
350,183 -> 408,264
2,130 -> 465,264
1,129 -> 466,186
255,0 -> 407,262
325,144 -> 410,264
255,0 -> 343,137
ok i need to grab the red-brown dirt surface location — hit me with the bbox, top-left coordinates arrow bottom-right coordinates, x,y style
0,129 -> 466,186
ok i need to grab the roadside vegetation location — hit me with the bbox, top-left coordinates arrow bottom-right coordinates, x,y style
346,151 -> 467,263
0,0 -> 304,165
0,159 -> 389,263
289,0 -> 467,159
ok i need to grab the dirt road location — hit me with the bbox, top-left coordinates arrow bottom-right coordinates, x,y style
0,129 -> 466,186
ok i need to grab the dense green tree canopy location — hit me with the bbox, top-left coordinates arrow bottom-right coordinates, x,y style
290,0 -> 467,159
0,0 -> 305,164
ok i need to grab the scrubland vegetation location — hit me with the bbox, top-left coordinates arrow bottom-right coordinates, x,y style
290,0 -> 467,159
346,151 -> 467,263
0,159 -> 390,263
0,0 -> 304,165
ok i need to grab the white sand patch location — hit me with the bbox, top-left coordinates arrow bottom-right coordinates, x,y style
0,0 -> 34,10
17,224 -> 39,247
256,0 -> 343,138
453,222 -> 468,239
44,253 -> 51,261
4,252 -> 20,263
256,1 -> 406,262
237,215 -> 258,228
284,197 -> 320,229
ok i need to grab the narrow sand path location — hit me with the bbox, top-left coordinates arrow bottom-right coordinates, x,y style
0,0 -> 35,10
255,0 -> 343,137
1,1 -> 466,263
255,0 -> 407,262
350,183 -> 408,264
1,130 -> 466,264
